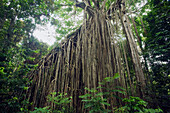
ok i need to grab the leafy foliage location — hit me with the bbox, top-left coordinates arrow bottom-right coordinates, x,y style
28,75 -> 163,113
114,96 -> 163,113
79,87 -> 111,113
79,74 -> 125,113
0,0 -> 169,112
142,0 -> 170,112
0,36 -> 48,112
30,106 -> 51,113
144,0 -> 170,63
47,92 -> 73,113
51,0 -> 83,41
0,0 -> 52,112
30,92 -> 73,113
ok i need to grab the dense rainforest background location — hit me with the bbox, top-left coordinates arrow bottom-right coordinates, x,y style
0,0 -> 169,113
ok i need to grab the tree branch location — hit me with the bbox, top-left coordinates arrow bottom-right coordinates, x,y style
76,2 -> 94,16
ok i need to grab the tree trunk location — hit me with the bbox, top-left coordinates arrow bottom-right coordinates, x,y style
26,0 -> 146,111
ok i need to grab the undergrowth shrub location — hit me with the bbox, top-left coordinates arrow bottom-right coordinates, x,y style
30,92 -> 73,113
29,74 -> 162,113
79,74 -> 126,113
114,96 -> 163,113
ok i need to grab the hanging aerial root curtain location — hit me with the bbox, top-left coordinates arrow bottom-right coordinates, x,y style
26,0 -> 146,112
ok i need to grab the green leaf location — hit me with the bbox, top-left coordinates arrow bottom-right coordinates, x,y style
101,102 -> 110,106
24,87 -> 29,90
84,103 -> 94,108
113,73 -> 120,79
95,92 -> 104,96
79,94 -> 92,98
98,82 -> 105,85
84,87 -> 97,93
82,99 -> 91,102
110,89 -> 126,94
